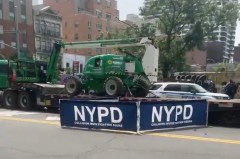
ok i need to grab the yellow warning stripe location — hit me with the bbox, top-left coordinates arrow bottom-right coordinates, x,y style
149,133 -> 240,145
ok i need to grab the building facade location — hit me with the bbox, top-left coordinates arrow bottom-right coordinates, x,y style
0,0 -> 34,59
33,5 -> 62,61
43,0 -> 121,56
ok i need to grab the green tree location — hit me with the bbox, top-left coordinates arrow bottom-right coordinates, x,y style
141,0 -> 240,78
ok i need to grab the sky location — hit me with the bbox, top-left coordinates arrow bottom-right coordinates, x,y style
117,0 -> 144,20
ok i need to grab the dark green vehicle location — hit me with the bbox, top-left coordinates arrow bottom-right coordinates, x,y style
0,43 -> 64,110
64,37 -> 159,97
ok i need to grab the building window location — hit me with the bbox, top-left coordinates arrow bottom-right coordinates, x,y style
11,42 -> 16,48
0,25 -> 3,34
87,49 -> 92,55
46,39 -> 51,52
88,20 -> 92,28
74,22 -> 79,28
21,15 -> 26,23
96,0 -> 101,4
50,23 -> 55,36
35,20 -> 40,33
0,25 -> 4,49
21,3 -> 26,17
106,49 -> 111,54
20,0 -> 26,5
45,22 -> 50,34
65,22 -> 67,27
41,38 -> 46,51
88,34 -> 91,40
66,62 -> 69,68
96,10 -> 102,18
11,27 -> 16,43
21,30 -> 27,47
40,21 -> 45,33
106,0 -> 111,7
106,13 -> 111,20
96,23 -> 102,31
9,0 -> 15,21
55,24 -> 60,37
96,48 -> 102,54
74,33 -> 79,40
22,43 -> 27,48
0,40 -> 4,49
9,12 -> 15,21
36,37 -> 41,50
0,10 -> 2,19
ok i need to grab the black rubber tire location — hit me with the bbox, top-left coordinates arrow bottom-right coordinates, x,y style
65,76 -> 82,96
104,77 -> 124,97
132,78 -> 151,97
3,90 -> 18,109
18,91 -> 34,111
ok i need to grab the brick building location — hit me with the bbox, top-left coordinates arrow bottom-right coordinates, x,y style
0,0 -> 34,59
33,5 -> 62,61
43,0 -> 122,56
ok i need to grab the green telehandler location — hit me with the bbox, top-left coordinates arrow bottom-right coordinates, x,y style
63,37 -> 159,97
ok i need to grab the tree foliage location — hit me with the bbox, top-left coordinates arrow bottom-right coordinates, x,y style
140,0 -> 240,78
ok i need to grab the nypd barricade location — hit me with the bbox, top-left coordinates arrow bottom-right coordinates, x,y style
140,100 -> 208,131
60,100 -> 138,131
60,99 -> 208,133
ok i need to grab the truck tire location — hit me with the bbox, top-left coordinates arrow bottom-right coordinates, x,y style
104,77 -> 124,97
65,76 -> 82,96
132,78 -> 151,97
18,91 -> 33,111
3,90 -> 18,109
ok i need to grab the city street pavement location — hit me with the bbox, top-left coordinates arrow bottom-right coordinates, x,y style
0,108 -> 240,159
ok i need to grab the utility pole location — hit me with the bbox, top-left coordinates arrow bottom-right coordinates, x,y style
15,3 -> 20,59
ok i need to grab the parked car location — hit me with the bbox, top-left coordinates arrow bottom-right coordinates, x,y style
147,82 -> 230,100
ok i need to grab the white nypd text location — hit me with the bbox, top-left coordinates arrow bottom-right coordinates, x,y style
74,106 -> 123,127
151,105 -> 193,126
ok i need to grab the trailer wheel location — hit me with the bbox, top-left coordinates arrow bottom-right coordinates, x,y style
65,76 -> 82,96
132,78 -> 151,97
3,90 -> 18,109
18,91 -> 34,111
104,77 -> 124,97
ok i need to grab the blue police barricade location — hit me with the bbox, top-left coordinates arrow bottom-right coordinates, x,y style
140,100 -> 208,131
60,100 -> 138,132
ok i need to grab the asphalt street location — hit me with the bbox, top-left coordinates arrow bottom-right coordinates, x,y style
0,108 -> 240,159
